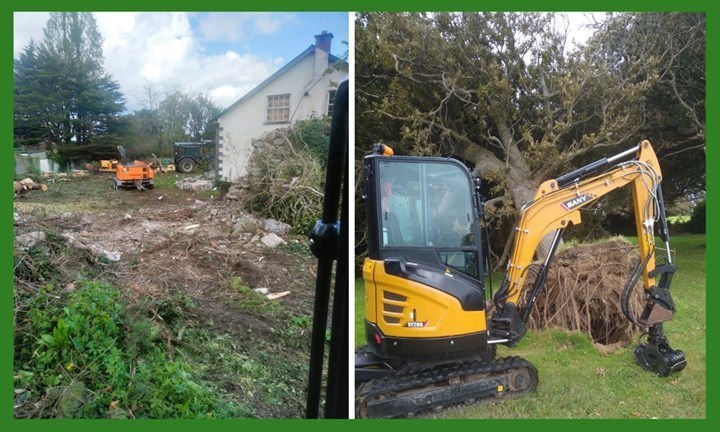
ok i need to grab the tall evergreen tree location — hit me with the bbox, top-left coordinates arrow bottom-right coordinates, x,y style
14,12 -> 125,162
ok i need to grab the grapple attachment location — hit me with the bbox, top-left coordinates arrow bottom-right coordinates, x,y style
633,325 -> 687,377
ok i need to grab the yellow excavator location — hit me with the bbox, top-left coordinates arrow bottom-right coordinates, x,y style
356,140 -> 686,418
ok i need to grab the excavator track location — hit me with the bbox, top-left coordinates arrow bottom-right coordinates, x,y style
356,356 -> 538,418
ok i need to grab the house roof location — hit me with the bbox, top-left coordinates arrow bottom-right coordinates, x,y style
217,45 -> 344,119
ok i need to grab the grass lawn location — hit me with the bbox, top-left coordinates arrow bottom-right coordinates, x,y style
355,234 -> 706,418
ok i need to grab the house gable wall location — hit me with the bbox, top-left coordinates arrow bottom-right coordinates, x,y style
217,53 -> 346,181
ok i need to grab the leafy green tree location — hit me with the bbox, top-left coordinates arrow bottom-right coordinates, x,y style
581,12 -> 705,204
123,88 -> 221,157
355,12 -> 705,261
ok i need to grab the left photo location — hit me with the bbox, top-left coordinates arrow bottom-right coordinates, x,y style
12,11 -> 349,419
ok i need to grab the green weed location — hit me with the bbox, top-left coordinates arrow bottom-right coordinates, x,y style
15,280 -> 242,418
230,276 -> 281,315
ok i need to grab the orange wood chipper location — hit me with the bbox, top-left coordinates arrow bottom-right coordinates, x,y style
98,159 -> 118,173
113,146 -> 154,190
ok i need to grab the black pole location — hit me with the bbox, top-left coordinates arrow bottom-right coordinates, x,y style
324,151 -> 349,418
306,80 -> 348,418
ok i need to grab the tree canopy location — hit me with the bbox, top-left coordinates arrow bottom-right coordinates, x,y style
355,12 -> 705,260
14,12 -> 125,162
123,83 -> 222,157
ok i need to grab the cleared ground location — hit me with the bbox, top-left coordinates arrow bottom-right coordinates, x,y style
14,172 -> 318,418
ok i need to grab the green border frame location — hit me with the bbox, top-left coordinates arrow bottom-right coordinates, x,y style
3,1 -> 716,431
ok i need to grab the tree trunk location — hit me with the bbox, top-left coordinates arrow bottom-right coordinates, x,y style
498,118 -> 559,261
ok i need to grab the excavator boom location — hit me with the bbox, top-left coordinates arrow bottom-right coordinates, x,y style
488,140 -> 685,375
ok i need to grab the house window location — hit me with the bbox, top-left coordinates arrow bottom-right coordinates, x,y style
267,94 -> 290,123
327,89 -> 337,117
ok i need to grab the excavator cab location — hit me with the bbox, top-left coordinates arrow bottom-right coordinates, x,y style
361,155 -> 492,362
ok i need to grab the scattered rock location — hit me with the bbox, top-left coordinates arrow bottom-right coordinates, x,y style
175,177 -> 213,191
261,233 -> 286,248
263,219 -> 292,235
123,213 -> 133,220
234,215 -> 260,234
250,234 -> 260,243
183,224 -> 200,230
15,231 -> 45,249
103,251 -> 122,262
14,212 -> 21,224
225,188 -> 241,201
141,220 -> 164,232
80,215 -> 93,225
225,179 -> 251,201
253,287 -> 270,295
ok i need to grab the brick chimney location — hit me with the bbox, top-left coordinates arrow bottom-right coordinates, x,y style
314,30 -> 333,53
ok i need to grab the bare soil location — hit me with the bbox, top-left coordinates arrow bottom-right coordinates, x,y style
14,172 -> 317,355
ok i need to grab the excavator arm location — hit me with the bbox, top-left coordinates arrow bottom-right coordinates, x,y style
489,140 -> 686,376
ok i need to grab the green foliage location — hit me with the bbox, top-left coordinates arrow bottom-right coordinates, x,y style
354,12 -> 706,263
668,199 -> 705,234
131,350 -> 220,418
230,277 -> 281,315
278,241 -> 312,256
292,116 -> 331,163
355,279 -> 365,348
123,89 -> 220,157
14,244 -> 62,283
686,200 -> 706,234
15,280 -> 239,418
14,13 -> 125,158
55,135 -> 123,164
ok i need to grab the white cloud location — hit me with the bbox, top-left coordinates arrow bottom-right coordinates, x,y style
563,12 -> 606,49
196,12 -> 292,43
253,13 -> 282,35
13,12 -> 49,56
196,13 -> 252,43
13,12 -> 289,111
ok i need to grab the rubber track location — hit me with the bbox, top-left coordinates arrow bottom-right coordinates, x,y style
356,356 -> 538,418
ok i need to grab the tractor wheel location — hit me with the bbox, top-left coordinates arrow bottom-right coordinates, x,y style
178,158 -> 195,173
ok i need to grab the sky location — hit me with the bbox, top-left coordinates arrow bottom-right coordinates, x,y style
13,12 -> 601,113
13,12 -> 349,112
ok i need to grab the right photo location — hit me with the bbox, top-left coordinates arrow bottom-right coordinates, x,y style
353,12 -> 706,419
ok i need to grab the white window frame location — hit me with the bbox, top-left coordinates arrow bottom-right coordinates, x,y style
327,89 -> 337,117
266,94 -> 291,124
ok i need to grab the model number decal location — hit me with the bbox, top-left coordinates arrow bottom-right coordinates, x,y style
561,194 -> 594,211
404,320 -> 429,328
